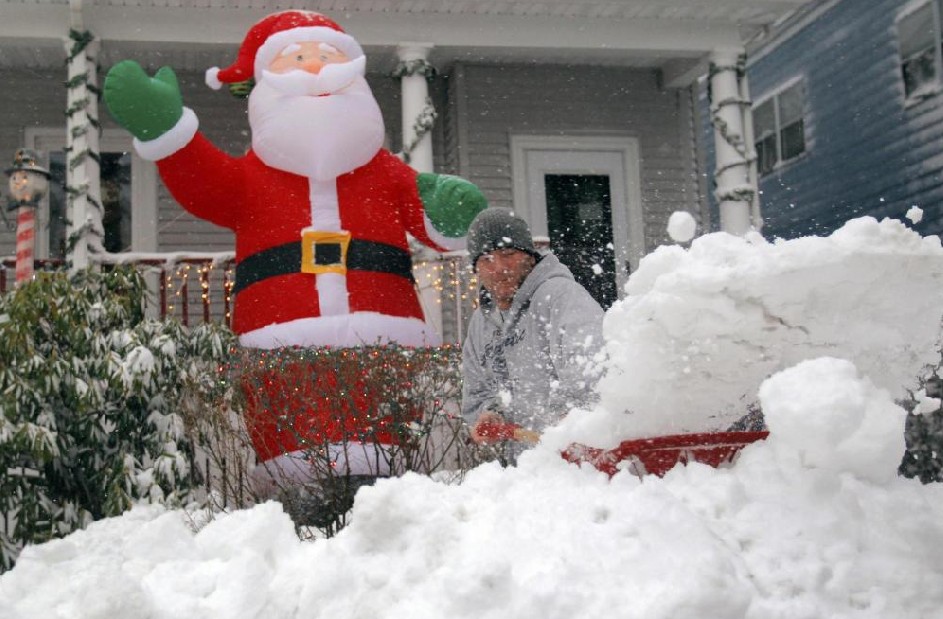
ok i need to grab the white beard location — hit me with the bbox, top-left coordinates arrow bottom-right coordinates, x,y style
249,72 -> 386,181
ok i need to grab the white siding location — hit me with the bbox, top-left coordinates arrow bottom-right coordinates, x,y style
452,63 -> 700,252
1,63 -> 704,259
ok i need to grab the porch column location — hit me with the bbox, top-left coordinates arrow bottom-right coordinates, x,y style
394,43 -> 446,340
708,49 -> 759,236
65,1 -> 103,271
740,72 -> 762,232
395,42 -> 436,172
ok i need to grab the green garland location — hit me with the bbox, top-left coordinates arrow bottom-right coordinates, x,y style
390,58 -> 439,164
64,28 -> 103,259
401,98 -> 438,164
228,78 -> 255,99
390,58 -> 437,81
708,53 -> 756,204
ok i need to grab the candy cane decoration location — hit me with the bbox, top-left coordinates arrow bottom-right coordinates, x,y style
15,206 -> 35,285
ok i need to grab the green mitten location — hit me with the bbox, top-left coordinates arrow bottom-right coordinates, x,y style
103,61 -> 184,142
417,173 -> 488,238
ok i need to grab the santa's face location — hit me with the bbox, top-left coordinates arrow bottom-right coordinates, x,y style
248,41 -> 385,181
260,39 -> 367,98
268,40 -> 348,75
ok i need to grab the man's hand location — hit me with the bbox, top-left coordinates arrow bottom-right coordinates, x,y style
104,61 -> 184,142
470,412 -> 540,445
470,411 -> 506,444
417,173 -> 487,238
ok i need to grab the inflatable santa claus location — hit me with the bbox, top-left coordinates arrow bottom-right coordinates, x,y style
103,11 -> 486,482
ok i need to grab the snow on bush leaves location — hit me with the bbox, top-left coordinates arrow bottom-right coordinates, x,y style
0,267 -> 236,572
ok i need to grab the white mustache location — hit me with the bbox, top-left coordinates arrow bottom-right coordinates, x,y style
261,56 -> 366,97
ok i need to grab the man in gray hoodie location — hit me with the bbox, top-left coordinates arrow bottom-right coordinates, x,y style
461,208 -> 606,462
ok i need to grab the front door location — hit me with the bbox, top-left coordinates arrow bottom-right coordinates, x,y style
544,173 -> 617,308
511,135 -> 644,309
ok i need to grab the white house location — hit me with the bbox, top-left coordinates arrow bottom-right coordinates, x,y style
0,0 -> 810,340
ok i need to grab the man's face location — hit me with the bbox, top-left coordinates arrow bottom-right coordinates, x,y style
269,41 -> 349,75
476,248 -> 536,311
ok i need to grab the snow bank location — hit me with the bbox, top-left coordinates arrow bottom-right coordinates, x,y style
561,217 -> 943,445
4,356 -> 943,619
760,356 -> 906,485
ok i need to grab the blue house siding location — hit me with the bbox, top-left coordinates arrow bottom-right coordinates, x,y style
711,0 -> 943,240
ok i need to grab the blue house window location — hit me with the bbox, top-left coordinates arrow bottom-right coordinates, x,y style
897,0 -> 943,100
754,80 -> 806,176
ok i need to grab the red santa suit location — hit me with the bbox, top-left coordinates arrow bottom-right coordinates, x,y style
131,10 -> 472,472
154,134 -> 451,349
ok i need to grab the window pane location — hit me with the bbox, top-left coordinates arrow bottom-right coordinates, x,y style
778,82 -> 804,125
544,174 -> 617,309
753,99 -> 775,136
756,134 -> 778,175
48,152 -> 67,259
899,4 -> 935,59
100,152 -> 133,253
899,3 -> 938,96
903,47 -> 938,96
41,151 -> 132,257
780,120 -> 805,161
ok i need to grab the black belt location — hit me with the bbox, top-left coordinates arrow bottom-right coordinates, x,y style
233,238 -> 414,295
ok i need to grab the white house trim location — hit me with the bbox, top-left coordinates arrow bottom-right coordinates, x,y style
510,134 -> 644,294
25,127 -> 158,256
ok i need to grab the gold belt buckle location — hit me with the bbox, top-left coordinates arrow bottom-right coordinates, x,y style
301,229 -> 351,275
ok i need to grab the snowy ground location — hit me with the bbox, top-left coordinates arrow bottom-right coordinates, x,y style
3,215 -> 943,619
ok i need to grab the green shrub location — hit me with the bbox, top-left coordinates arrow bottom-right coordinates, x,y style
900,375 -> 943,483
0,267 -> 235,571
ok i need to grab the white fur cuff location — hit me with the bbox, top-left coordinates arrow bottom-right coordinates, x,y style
423,213 -> 468,252
133,108 -> 199,161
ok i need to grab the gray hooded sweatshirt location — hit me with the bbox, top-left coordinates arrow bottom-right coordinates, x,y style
461,252 -> 605,450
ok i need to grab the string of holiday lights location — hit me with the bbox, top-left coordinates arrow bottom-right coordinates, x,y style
228,344 -> 464,471
99,254 -> 476,329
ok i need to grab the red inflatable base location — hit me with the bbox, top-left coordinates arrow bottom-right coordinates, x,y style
562,431 -> 770,477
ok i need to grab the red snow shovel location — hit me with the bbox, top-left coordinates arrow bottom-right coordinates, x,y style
562,431 -> 770,478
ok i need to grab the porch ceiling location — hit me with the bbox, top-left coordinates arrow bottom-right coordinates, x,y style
0,0 -> 811,87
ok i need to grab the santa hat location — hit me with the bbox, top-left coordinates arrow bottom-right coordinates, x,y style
206,10 -> 365,90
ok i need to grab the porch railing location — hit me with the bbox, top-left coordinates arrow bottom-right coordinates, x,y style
1,253 -> 237,327
0,252 -> 477,342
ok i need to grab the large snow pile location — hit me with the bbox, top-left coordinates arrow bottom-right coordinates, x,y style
563,216 -> 943,444
3,216 -> 943,619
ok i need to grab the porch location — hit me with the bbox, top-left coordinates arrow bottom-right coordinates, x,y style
0,252 -> 478,343
0,0 -> 813,319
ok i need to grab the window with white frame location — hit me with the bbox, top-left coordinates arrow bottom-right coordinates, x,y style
754,79 -> 806,176
897,0 -> 943,100
26,127 -> 157,258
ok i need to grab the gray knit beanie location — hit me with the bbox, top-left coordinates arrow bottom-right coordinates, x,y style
466,208 -> 538,268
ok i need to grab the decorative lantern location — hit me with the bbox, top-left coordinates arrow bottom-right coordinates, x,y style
5,148 -> 51,285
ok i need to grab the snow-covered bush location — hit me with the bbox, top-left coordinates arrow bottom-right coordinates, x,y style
900,367 -> 943,483
230,344 -> 480,536
0,267 -> 236,571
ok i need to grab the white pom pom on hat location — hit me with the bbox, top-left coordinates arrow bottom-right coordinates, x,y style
205,67 -> 223,90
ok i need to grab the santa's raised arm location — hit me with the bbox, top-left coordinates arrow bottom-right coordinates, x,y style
103,10 -> 486,350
